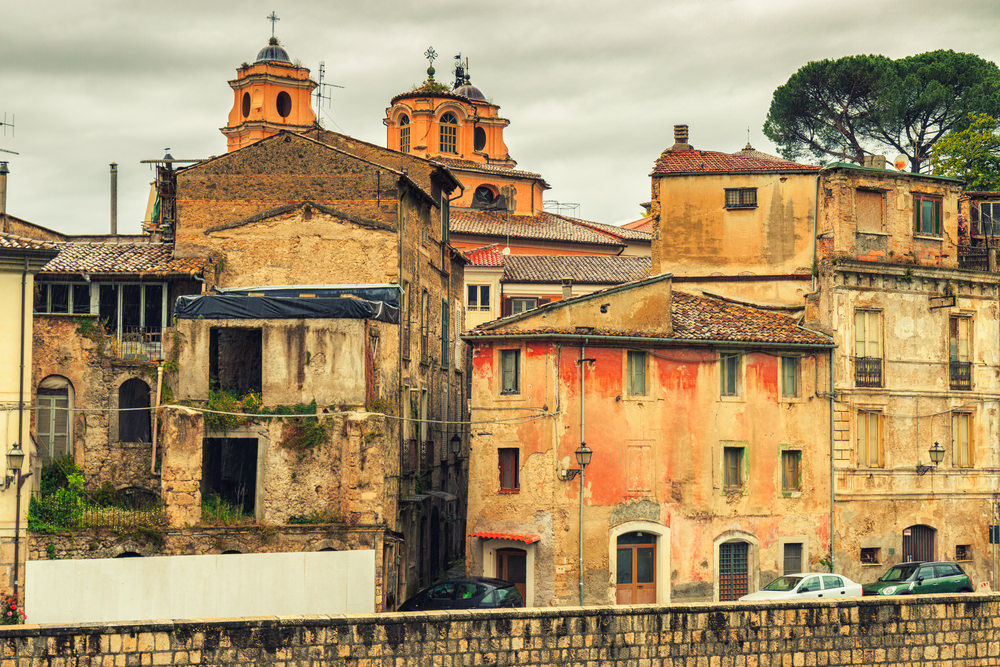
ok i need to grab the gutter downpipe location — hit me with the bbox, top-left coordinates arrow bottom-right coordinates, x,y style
13,256 -> 28,597
150,363 -> 163,474
812,171 -> 821,292
829,347 -> 835,573
579,339 -> 587,607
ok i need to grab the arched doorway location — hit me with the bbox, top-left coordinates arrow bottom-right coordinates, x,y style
718,540 -> 750,601
903,525 -> 936,562
118,378 -> 151,443
616,531 -> 656,604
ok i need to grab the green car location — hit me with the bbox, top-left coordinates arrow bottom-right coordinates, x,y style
863,561 -> 974,596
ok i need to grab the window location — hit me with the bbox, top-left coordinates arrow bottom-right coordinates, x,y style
913,194 -> 942,235
420,291 -> 429,362
860,547 -> 881,565
34,282 -> 91,314
724,188 -> 757,209
500,349 -> 520,395
441,299 -> 449,367
781,450 -> 801,493
467,285 -> 491,312
952,412 -> 972,467
202,437 -> 257,516
439,112 -> 457,154
720,352 -> 741,397
97,282 -> 167,358
974,201 -> 1000,236
857,410 -> 883,467
276,91 -> 291,118
949,316 -> 972,390
856,189 -> 884,233
511,298 -> 537,315
209,328 -> 262,395
955,545 -> 972,561
783,543 -> 802,575
118,378 -> 151,443
780,357 -> 799,398
399,115 -> 410,153
36,376 -> 73,464
854,310 -> 882,387
626,351 -> 647,396
723,446 -> 744,490
499,448 -> 519,492
474,127 -> 487,152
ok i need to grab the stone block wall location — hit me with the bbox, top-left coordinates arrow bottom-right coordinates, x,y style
3,595 -> 1000,666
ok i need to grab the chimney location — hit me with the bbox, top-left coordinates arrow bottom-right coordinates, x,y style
871,154 -> 887,169
561,276 -> 573,300
109,163 -> 118,235
0,162 -> 8,233
670,124 -> 692,151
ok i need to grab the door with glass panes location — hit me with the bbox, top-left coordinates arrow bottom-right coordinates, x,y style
616,532 -> 656,604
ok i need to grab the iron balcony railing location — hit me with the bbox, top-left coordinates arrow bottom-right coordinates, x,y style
950,361 -> 972,390
109,327 -> 163,361
854,356 -> 883,388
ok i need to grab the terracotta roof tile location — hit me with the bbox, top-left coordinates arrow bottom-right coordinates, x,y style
652,149 -> 818,175
431,156 -> 543,180
0,233 -> 57,251
557,216 -> 652,242
503,255 -> 651,284
451,210 -> 625,247
41,242 -> 207,276
464,244 -> 506,267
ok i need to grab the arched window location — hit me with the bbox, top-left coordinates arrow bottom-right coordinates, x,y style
118,378 -> 151,443
399,115 -> 410,153
439,113 -> 457,154
36,375 -> 74,463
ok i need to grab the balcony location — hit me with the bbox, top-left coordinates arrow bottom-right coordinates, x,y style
950,361 -> 972,390
854,356 -> 883,388
958,245 -> 997,272
107,327 -> 163,361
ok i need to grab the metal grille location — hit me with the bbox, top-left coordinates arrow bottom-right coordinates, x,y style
854,356 -> 882,387
902,525 -> 935,562
958,246 -> 990,271
950,361 -> 972,390
114,328 -> 163,361
719,541 -> 749,601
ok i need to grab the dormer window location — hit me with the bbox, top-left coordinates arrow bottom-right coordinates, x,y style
399,115 -> 410,153
440,112 -> 458,154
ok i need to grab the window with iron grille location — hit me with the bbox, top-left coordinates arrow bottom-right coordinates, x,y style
860,547 -> 881,564
499,448 -> 519,492
949,316 -> 972,390
956,544 -> 972,561
626,351 -> 647,396
781,450 -> 801,493
783,543 -> 803,574
857,410 -> 883,467
854,310 -> 882,387
439,112 -> 458,154
724,188 -> 757,209
913,193 -> 942,235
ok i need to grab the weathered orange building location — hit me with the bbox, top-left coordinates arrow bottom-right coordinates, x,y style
464,274 -> 834,604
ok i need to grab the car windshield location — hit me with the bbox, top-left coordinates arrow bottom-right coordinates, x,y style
763,576 -> 802,592
879,565 -> 918,582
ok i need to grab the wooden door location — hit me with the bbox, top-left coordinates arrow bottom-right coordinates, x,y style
902,525 -> 936,562
616,532 -> 656,604
496,548 -> 527,600
719,541 -> 749,601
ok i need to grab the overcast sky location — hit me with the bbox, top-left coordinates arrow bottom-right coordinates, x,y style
2,0 -> 999,235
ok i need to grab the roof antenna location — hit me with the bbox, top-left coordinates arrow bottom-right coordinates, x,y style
453,54 -> 470,89
314,62 -> 345,127
0,114 -> 18,156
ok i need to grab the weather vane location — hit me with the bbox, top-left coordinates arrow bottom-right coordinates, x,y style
267,11 -> 280,38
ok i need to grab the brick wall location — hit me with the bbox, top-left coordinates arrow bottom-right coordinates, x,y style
4,595 -> 999,665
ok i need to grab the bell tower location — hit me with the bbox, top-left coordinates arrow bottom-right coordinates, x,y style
221,20 -> 317,152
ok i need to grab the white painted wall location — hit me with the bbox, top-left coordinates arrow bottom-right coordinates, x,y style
26,550 -> 375,624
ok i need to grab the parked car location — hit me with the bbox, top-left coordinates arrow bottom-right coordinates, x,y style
863,561 -> 974,596
397,577 -> 524,611
739,573 -> 863,601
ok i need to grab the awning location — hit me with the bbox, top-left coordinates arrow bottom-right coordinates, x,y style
470,531 -> 540,544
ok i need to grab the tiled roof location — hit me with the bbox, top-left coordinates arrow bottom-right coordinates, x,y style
41,242 -> 207,276
450,210 -> 625,247
469,288 -> 831,347
622,216 -> 654,233
431,156 -> 542,180
731,143 -> 787,162
503,255 -> 651,284
559,216 -> 652,242
464,244 -> 506,267
0,234 -> 57,251
652,149 -> 818,175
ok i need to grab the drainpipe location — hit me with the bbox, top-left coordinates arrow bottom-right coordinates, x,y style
13,256 -> 28,596
578,339 -> 587,606
828,347 -> 835,572
150,362 -> 163,474
812,172 -> 821,292
0,162 -> 8,233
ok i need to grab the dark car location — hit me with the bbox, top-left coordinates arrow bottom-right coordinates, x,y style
397,577 -> 524,611
863,561 -> 974,596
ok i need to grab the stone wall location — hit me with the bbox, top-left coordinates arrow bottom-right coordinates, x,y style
3,595 -> 999,665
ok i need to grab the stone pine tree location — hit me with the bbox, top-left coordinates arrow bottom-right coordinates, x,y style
764,50 -> 1000,173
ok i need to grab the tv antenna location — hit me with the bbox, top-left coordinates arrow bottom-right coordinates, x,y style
0,114 -> 17,155
313,62 -> 344,126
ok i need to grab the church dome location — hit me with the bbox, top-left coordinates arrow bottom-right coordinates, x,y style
455,83 -> 486,101
256,37 -> 291,63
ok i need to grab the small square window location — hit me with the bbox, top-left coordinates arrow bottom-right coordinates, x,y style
723,446 -> 744,490
499,448 -> 519,493
860,547 -> 881,565
511,298 -> 537,315
781,357 -> 799,398
500,349 -> 520,395
781,450 -> 801,493
724,188 -> 757,209
720,352 -> 741,397
955,544 -> 972,561
626,351 -> 647,396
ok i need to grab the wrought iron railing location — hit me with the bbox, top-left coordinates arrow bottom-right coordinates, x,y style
950,361 -> 972,390
854,356 -> 883,388
108,328 -> 163,361
958,245 -> 990,271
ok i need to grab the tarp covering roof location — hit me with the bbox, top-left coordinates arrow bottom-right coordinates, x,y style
175,294 -> 398,323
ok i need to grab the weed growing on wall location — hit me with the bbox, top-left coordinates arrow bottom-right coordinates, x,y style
274,400 -> 331,452
201,494 -> 251,526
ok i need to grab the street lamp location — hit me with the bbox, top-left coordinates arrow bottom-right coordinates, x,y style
450,433 -> 462,458
559,443 -> 592,605
6,444 -> 31,598
916,441 -> 947,476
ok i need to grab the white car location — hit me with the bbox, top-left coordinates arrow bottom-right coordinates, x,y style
738,573 -> 864,601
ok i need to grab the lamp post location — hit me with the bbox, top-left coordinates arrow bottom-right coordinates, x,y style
574,443 -> 592,606
6,444 -> 30,598
916,441 -> 946,476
